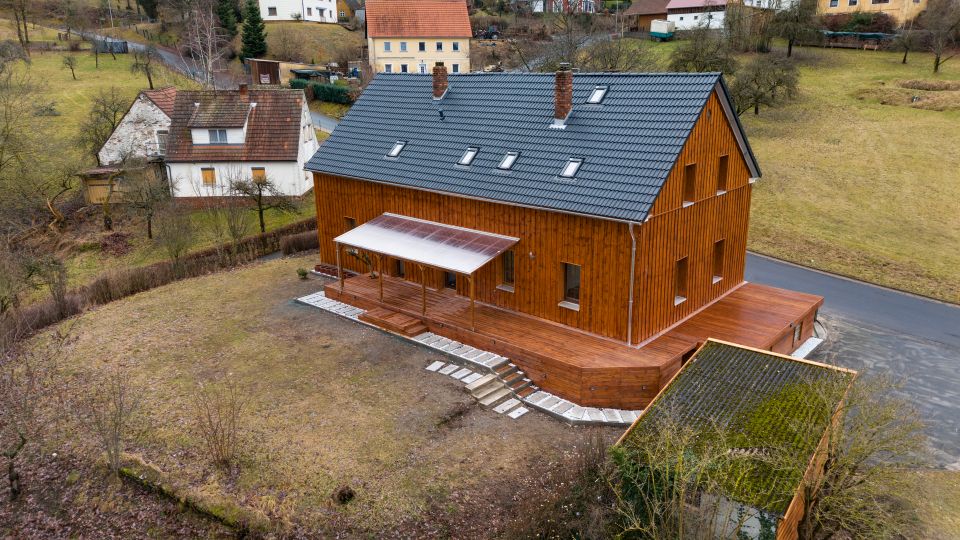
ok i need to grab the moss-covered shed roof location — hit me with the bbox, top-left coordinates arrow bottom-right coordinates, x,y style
617,339 -> 855,516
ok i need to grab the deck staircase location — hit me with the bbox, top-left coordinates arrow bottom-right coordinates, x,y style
359,307 -> 428,337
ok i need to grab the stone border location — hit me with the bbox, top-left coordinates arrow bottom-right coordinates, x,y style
296,290 -> 641,426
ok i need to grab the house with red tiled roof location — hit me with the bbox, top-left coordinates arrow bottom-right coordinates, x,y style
365,0 -> 472,74
164,84 -> 319,199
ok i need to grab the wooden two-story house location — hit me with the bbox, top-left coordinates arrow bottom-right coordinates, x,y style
306,64 -> 824,409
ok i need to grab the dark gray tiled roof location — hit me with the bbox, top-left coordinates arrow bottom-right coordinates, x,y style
307,72 -> 759,222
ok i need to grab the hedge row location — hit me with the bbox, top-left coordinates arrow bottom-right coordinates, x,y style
289,79 -> 354,104
0,217 -> 318,349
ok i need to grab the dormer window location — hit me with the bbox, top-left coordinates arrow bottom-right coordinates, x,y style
587,85 -> 608,104
458,147 -> 478,166
559,158 -> 583,178
498,152 -> 519,170
387,140 -> 407,157
208,129 -> 228,144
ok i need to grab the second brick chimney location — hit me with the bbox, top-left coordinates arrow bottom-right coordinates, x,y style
433,62 -> 448,100
553,63 -> 573,128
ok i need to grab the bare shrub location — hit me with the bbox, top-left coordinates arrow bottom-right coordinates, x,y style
279,230 -> 319,255
898,79 -> 960,92
192,380 -> 246,470
503,428 -> 615,539
75,366 -> 139,476
154,205 -> 196,269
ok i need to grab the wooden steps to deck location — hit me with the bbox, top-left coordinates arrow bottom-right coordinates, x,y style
359,307 -> 428,337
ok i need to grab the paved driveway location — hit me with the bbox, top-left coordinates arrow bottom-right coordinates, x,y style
746,254 -> 960,468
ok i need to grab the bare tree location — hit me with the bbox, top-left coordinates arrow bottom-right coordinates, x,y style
130,46 -> 160,89
730,53 -> 799,115
580,33 -> 657,72
540,0 -> 605,70
192,379 -> 247,470
893,20 -> 923,65
76,87 -> 129,162
771,0 -> 820,57
154,204 -> 196,266
2,0 -> 31,53
180,0 -> 229,89
230,176 -> 299,233
75,366 -> 138,476
668,24 -> 738,73
797,375 -> 927,540
62,55 -> 78,80
125,167 -> 170,239
921,0 -> 960,73
0,330 -> 74,500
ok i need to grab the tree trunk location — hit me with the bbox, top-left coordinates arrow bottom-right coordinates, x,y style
934,53 -> 942,73
146,69 -> 154,89
787,38 -> 794,58
146,215 -> 153,239
902,48 -> 909,64
258,206 -> 266,233
754,103 -> 759,115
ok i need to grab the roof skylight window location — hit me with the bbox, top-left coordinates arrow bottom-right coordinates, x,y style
387,140 -> 407,158
587,85 -> 609,104
498,152 -> 519,170
458,147 -> 479,166
559,158 -> 583,178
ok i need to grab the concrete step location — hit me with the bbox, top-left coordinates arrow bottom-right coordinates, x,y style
478,387 -> 513,407
472,380 -> 507,401
493,398 -> 521,414
464,373 -> 497,392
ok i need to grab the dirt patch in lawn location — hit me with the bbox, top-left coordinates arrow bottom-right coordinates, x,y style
24,255 -> 615,537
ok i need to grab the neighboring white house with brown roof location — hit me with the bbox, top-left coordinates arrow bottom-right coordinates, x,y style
258,0 -> 338,22
98,86 -> 177,166
164,84 -> 319,199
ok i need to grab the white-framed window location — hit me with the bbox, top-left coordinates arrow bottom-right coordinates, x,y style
267,6 -> 277,15
155,129 -> 168,154
400,42 -> 408,52
339,9 -> 345,16
384,41 -> 391,52
559,158 -> 583,178
452,41 -> 460,51
458,147 -> 479,166
208,129 -> 228,144
384,64 -> 393,73
419,62 -> 427,74
498,152 -> 519,170
452,63 -> 460,73
829,0 -> 838,6
387,140 -> 406,157
587,85 -> 608,104
436,41 -> 443,51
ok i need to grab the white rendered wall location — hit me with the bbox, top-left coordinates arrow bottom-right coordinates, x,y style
668,9 -> 726,30
259,0 -> 337,22
168,161 -> 313,198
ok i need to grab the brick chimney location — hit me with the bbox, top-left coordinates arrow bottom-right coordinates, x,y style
553,63 -> 573,128
239,83 -> 248,97
432,62 -> 448,100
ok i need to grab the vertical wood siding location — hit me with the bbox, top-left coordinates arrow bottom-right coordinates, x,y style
313,89 -> 754,345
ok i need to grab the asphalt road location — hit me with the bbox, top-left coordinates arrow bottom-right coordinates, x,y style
746,253 -> 960,467
745,253 -> 960,348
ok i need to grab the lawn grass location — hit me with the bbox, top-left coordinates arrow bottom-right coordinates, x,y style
62,198 -> 317,290
309,100 -> 350,119
742,46 -> 960,303
11,49 -> 194,140
43,254 -> 600,534
240,21 -> 364,65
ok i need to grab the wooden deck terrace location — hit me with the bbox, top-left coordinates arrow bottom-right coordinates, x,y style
324,275 -> 823,409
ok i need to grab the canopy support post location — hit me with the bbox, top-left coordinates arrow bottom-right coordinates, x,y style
375,254 -> 383,302
469,273 -> 476,331
335,243 -> 344,293
419,264 -> 427,316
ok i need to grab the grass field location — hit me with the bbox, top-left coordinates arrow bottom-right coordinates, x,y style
242,21 -> 364,65
60,199 -> 317,290
10,49 -> 194,139
741,46 -> 960,303
41,255 -> 605,535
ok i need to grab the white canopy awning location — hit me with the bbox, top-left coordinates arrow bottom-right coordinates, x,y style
334,213 -> 519,275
